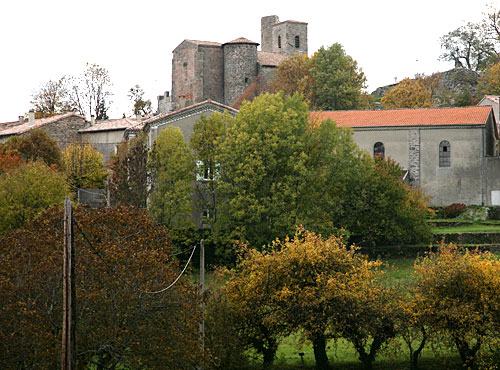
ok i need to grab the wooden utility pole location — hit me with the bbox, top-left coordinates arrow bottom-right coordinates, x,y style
199,239 -> 205,368
62,196 -> 76,370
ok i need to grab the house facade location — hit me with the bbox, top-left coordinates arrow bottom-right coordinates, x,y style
313,106 -> 500,206
0,111 -> 87,149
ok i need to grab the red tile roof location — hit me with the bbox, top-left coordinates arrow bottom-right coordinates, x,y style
258,51 -> 287,66
79,118 -> 143,133
223,37 -> 259,46
0,112 -> 85,136
311,106 -> 495,128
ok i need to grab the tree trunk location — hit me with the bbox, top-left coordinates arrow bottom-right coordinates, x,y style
455,337 -> 480,369
409,334 -> 427,370
312,334 -> 330,370
262,347 -> 276,369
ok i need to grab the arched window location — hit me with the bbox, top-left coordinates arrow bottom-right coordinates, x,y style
295,35 -> 300,48
278,35 -> 281,49
439,140 -> 451,167
374,142 -> 385,158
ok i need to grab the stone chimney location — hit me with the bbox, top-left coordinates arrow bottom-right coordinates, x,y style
28,110 -> 35,125
91,115 -> 95,125
18,115 -> 24,124
135,113 -> 142,121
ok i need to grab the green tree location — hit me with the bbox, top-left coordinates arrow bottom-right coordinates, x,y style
62,142 -> 108,191
109,133 -> 149,208
0,129 -> 63,168
311,43 -> 366,110
0,161 -> 68,235
189,112 -> 230,227
149,125 -> 195,228
381,78 -> 434,109
0,206 -> 202,369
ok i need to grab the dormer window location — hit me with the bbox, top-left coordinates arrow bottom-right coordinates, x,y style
278,35 -> 281,49
295,36 -> 300,48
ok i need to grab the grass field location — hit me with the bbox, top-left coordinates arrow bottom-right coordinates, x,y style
433,223 -> 500,233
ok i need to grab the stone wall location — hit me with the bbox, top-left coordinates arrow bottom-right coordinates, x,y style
201,45 -> 224,103
261,15 -> 279,52
223,43 -> 258,106
271,21 -> 308,56
41,115 -> 87,149
172,42 -> 198,109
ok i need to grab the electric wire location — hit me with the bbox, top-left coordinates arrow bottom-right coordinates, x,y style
73,215 -> 197,295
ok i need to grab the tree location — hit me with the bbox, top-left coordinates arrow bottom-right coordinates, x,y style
128,84 -> 152,116
189,112 -> 230,227
30,77 -> 74,118
0,205 -> 203,369
270,53 -> 316,104
311,43 -> 366,110
439,22 -> 496,71
68,63 -> 113,119
414,245 -> 500,368
0,129 -> 63,168
109,134 -> 149,208
0,148 -> 23,174
149,125 -> 195,228
380,78 -> 434,109
0,161 -> 68,235
62,142 -> 108,191
477,61 -> 500,96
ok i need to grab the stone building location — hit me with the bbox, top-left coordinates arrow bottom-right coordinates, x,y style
313,106 -> 500,206
167,15 -> 307,111
0,111 -> 87,149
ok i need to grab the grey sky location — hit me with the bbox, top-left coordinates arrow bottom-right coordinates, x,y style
0,0 -> 491,122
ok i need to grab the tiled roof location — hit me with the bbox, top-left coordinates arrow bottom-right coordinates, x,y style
223,37 -> 259,45
144,99 -> 238,126
79,118 -> 143,133
0,112 -> 84,136
274,20 -> 308,26
258,51 -> 287,66
186,39 -> 222,47
311,106 -> 495,128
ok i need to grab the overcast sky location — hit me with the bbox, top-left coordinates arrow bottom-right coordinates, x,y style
0,0 -> 493,122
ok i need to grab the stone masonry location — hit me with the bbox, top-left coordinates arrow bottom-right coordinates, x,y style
408,129 -> 420,187
167,15 -> 308,111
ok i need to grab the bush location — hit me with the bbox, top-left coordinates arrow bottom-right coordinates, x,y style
488,206 -> 500,220
441,203 -> 467,219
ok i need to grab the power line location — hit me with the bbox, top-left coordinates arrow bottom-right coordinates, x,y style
73,215 -> 197,295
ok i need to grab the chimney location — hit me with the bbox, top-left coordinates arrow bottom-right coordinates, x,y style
136,114 -> 142,121
28,110 -> 35,125
91,115 -> 95,125
18,116 -> 24,124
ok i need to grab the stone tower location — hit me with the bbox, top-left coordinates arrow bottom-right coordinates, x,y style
261,16 -> 308,56
223,37 -> 259,107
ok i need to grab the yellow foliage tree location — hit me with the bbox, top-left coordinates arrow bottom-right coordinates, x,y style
414,245 -> 500,368
478,61 -> 500,96
381,78 -> 434,109
62,142 -> 108,191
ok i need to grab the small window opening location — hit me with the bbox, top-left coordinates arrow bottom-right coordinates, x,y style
374,142 -> 385,158
245,77 -> 249,84
278,35 -> 281,48
439,141 -> 451,167
295,36 -> 300,48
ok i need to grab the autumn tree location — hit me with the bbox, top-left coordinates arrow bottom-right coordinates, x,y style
128,84 -> 152,116
30,77 -> 74,118
0,129 -> 63,168
109,133 -> 149,208
0,161 -> 68,235
270,53 -> 316,103
414,245 -> 500,368
311,43 -> 366,110
477,61 -> 500,96
149,125 -> 195,228
0,205 -> 202,369
62,142 -> 108,192
381,78 -> 434,109
0,148 -> 23,174
68,63 -> 113,119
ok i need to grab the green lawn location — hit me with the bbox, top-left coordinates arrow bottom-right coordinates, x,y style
433,223 -> 500,233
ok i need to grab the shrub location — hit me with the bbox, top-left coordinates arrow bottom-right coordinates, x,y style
442,203 -> 466,219
488,206 -> 500,220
